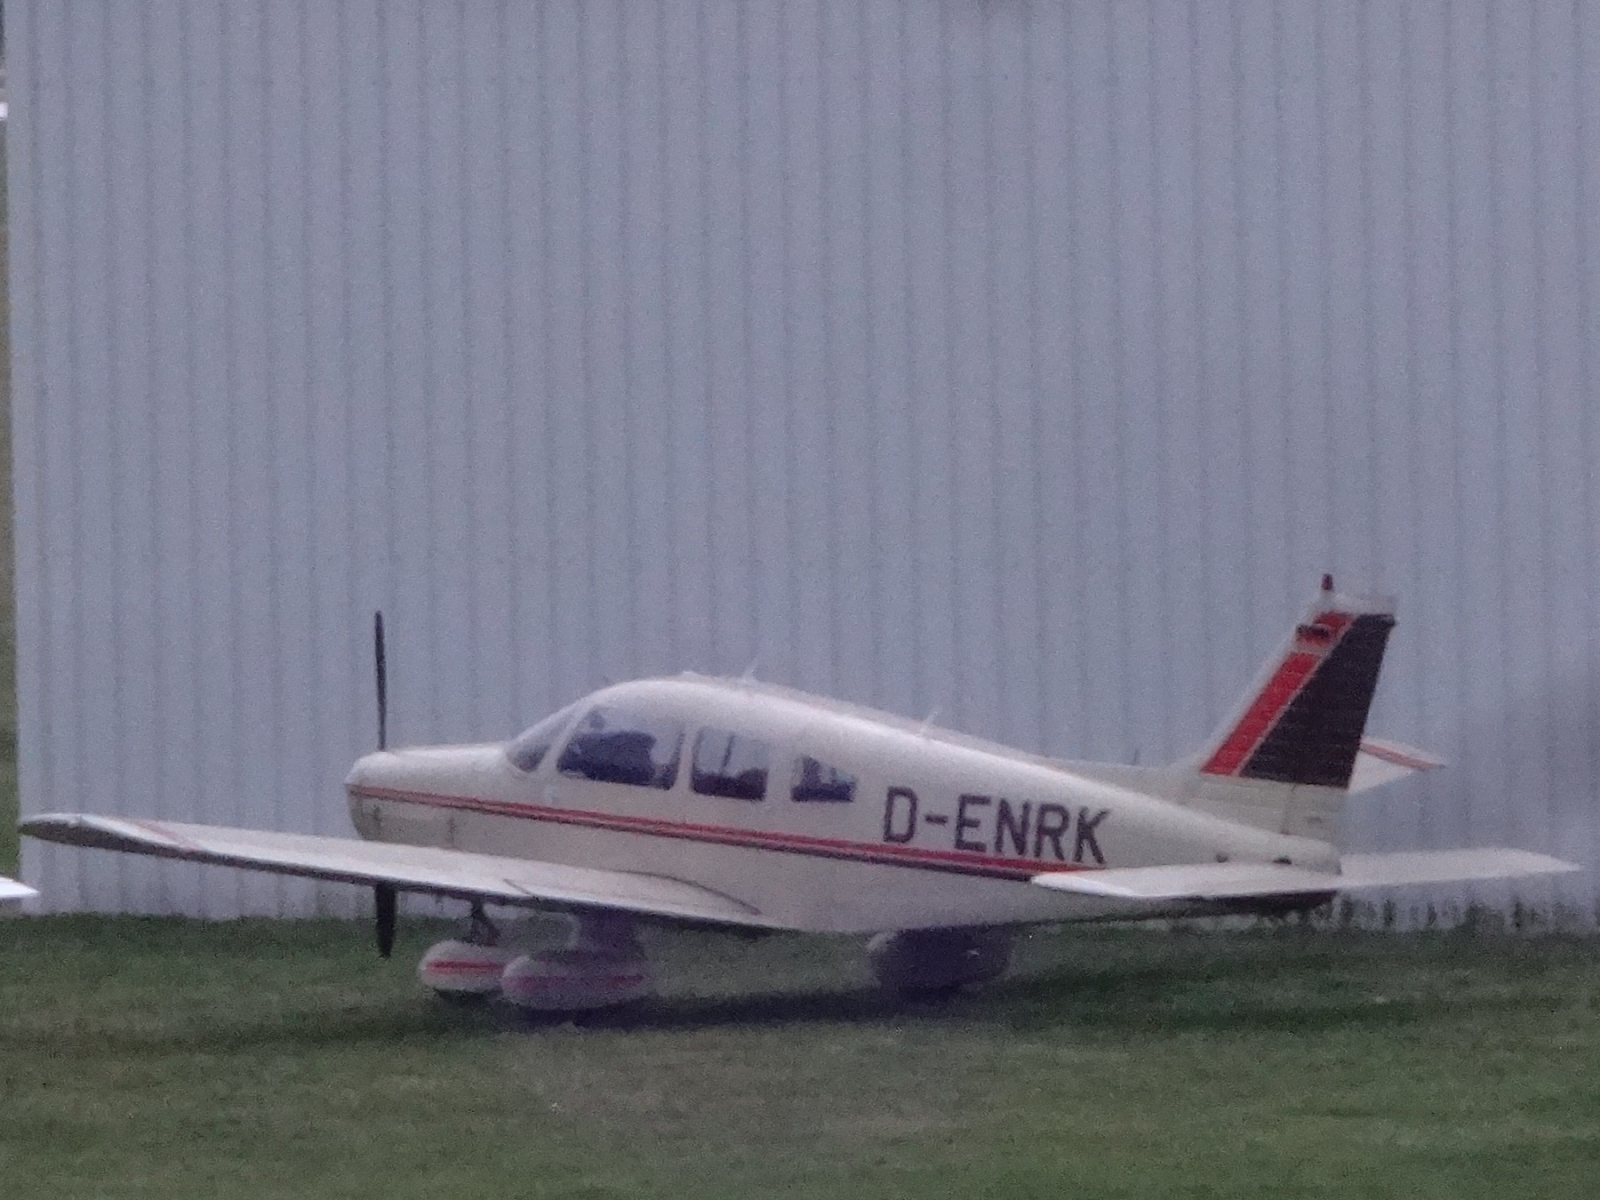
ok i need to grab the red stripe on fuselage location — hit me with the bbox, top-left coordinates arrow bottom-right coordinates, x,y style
347,785 -> 1095,882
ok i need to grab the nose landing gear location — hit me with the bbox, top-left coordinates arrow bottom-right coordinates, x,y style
417,902 -> 516,1000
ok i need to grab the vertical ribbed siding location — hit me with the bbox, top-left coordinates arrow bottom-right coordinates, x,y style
10,0 -> 1599,917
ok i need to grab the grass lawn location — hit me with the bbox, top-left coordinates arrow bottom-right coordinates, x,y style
0,916 -> 1596,1199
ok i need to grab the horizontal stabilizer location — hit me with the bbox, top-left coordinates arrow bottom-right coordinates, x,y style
1348,737 -> 1446,794
1337,848 -> 1576,889
1033,860 -> 1346,901
1032,847 -> 1577,902
0,876 -> 36,902
22,814 -> 770,928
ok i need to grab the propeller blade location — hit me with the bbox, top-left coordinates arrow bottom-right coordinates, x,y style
374,611 -> 388,751
375,883 -> 397,958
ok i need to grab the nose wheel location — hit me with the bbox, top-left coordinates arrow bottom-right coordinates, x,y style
416,902 -> 516,1000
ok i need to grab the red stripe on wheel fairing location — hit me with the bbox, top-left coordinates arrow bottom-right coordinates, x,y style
425,961 -> 506,974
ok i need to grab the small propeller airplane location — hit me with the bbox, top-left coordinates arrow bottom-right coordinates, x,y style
22,577 -> 1576,1010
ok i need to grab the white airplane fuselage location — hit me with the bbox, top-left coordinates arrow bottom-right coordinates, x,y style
345,675 -> 1337,933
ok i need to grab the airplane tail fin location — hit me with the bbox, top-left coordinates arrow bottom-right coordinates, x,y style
1176,576 -> 1411,838
1196,576 -> 1395,790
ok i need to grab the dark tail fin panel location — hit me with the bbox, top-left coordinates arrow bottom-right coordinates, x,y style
1199,584 -> 1395,792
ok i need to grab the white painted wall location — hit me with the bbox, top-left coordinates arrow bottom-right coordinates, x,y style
11,1 -> 1599,920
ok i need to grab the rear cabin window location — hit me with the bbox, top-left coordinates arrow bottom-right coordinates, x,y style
791,755 -> 856,803
557,706 -> 684,790
505,704 -> 580,774
691,729 -> 770,801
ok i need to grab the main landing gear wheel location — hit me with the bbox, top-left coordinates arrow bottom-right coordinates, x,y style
418,907 -> 654,1012
417,903 -> 515,1002
866,927 -> 1015,997
501,911 -> 653,1012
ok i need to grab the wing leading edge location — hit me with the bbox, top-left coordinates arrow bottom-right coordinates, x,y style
21,814 -> 772,929
1032,847 -> 1578,902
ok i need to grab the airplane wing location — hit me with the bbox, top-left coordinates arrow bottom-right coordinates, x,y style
21,814 -> 772,929
1031,847 -> 1578,902
0,876 -> 37,901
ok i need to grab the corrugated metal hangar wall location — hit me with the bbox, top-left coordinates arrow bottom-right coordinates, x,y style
10,1 -> 1600,919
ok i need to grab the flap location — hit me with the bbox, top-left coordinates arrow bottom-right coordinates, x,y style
22,813 -> 770,928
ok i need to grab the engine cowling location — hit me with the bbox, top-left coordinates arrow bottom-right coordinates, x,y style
418,939 -> 518,997
500,947 -> 653,1011
866,927 -> 1014,994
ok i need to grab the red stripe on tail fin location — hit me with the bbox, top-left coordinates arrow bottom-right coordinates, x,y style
1197,588 -> 1395,791
1201,651 -> 1321,775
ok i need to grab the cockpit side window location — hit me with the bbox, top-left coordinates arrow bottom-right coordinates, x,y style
505,703 -> 580,774
691,729 -> 770,801
791,755 -> 856,803
556,706 -> 684,790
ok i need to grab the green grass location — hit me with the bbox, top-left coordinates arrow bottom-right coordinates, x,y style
0,918 -> 1597,1199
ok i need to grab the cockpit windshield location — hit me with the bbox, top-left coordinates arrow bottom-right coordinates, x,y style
505,703 -> 581,774
556,705 -> 684,790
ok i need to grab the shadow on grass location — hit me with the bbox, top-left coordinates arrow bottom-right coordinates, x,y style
991,970 -> 1456,1035
3,963 -> 1487,1062
514,965 -> 1515,1039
